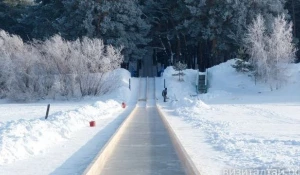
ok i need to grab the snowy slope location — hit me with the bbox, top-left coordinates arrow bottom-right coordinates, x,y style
157,60 -> 300,175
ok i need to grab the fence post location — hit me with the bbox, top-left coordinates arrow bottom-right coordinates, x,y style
45,104 -> 50,119
129,78 -> 131,90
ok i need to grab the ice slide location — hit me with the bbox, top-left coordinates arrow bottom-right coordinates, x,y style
82,77 -> 199,175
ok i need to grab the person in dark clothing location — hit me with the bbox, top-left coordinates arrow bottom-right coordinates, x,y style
162,88 -> 167,102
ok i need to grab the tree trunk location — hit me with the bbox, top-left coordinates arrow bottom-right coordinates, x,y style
291,0 -> 297,37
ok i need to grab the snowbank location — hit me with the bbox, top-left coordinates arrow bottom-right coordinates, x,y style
0,68 -> 131,165
159,60 -> 300,174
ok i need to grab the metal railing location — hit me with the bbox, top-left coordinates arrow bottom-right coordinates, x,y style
196,68 -> 209,94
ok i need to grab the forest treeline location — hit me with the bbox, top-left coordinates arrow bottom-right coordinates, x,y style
1,0 -> 300,71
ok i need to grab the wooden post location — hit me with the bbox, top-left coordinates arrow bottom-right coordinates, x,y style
45,104 -> 50,119
129,78 -> 131,90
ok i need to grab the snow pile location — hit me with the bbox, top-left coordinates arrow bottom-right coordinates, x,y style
0,68 -> 131,165
203,59 -> 300,102
162,66 -> 198,101
160,60 -> 300,174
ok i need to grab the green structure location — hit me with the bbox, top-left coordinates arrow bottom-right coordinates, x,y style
196,69 -> 208,94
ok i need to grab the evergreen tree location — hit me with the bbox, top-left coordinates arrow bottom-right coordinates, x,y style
17,0 -> 63,40
142,0 -> 191,67
93,0 -> 151,62
173,61 -> 187,81
286,0 -> 300,62
183,0 -> 287,68
0,0 -> 297,69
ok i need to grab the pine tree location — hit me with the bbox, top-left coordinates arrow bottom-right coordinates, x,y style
93,0 -> 151,62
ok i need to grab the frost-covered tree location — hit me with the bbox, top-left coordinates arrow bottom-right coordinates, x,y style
0,30 -> 47,101
244,14 -> 296,90
173,61 -> 187,81
0,30 -> 124,101
244,14 -> 268,81
75,37 -> 123,96
41,35 -> 124,97
267,14 -> 297,88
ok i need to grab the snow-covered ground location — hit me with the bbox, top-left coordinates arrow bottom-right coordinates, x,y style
0,69 -> 138,175
0,60 -> 299,175
157,60 -> 300,175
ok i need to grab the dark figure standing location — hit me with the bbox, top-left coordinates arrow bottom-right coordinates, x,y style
162,88 -> 167,102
